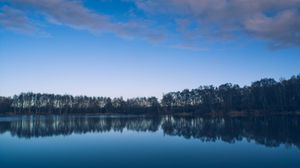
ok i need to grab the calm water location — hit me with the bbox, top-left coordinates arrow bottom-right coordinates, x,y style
0,115 -> 300,168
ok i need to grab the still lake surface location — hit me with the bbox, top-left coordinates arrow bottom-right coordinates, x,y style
0,115 -> 299,168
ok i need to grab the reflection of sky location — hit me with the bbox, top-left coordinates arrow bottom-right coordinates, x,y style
1,0 -> 300,98
0,130 -> 300,168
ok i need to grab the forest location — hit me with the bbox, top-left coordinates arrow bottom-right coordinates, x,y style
0,74 -> 300,115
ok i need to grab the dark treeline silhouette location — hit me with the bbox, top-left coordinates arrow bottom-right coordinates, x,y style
161,75 -> 300,114
0,115 -> 299,148
0,74 -> 300,115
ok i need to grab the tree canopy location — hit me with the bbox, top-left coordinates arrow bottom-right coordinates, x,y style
1,74 -> 300,115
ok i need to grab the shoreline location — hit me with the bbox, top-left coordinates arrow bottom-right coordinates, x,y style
1,111 -> 300,118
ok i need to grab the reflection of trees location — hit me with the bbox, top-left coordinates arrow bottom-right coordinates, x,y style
0,115 -> 161,138
0,115 -> 299,148
162,116 -> 300,148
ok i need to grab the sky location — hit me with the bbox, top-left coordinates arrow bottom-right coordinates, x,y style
1,0 -> 300,98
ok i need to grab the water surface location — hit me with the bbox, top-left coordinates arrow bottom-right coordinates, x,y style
0,115 -> 299,168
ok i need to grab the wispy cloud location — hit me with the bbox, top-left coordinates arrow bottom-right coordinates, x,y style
1,0 -> 165,41
133,0 -> 300,48
0,6 -> 35,33
170,44 -> 209,51
1,0 -> 300,48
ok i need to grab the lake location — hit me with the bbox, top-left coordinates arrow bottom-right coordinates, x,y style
0,115 -> 299,168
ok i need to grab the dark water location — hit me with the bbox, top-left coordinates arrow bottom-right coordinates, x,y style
0,115 -> 300,168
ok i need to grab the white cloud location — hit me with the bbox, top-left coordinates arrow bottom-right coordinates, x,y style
133,0 -> 300,48
0,6 -> 34,33
1,0 -> 300,48
1,0 -> 165,41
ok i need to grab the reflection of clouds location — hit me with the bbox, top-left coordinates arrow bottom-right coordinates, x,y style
0,115 -> 300,148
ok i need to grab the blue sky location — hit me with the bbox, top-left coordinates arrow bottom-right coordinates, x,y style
1,0 -> 300,98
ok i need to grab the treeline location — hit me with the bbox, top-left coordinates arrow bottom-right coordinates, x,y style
0,74 -> 300,115
3,94 -> 160,114
161,75 -> 300,114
